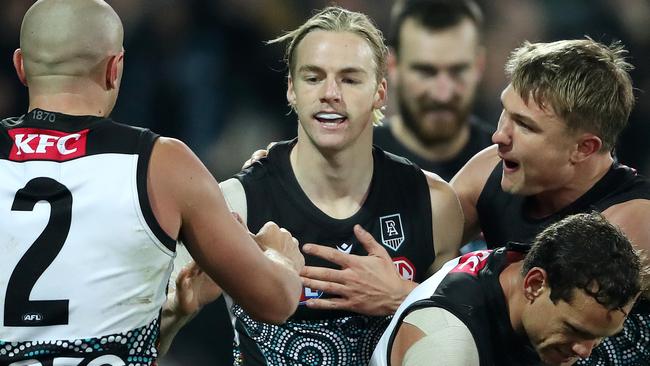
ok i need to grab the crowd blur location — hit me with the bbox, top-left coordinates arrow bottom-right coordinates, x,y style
2,0 -> 649,180
1,1 -> 648,364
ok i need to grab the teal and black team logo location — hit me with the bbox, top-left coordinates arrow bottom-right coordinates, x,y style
379,214 -> 404,251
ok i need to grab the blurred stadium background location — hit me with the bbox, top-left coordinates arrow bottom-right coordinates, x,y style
1,1 -> 648,364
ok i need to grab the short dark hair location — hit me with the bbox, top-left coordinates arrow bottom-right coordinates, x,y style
389,0 -> 484,55
522,212 -> 642,311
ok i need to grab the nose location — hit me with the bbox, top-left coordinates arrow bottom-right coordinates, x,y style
571,339 -> 599,358
492,111 -> 512,146
427,72 -> 455,103
320,77 -> 341,103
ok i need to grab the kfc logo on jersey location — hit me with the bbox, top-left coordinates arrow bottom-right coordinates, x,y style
379,214 -> 405,251
451,250 -> 492,276
299,286 -> 323,305
8,128 -> 89,161
392,257 -> 415,281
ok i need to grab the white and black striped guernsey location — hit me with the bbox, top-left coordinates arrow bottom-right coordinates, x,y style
229,139 -> 435,366
0,109 -> 176,366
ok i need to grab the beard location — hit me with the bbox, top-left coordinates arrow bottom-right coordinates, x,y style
397,85 -> 470,147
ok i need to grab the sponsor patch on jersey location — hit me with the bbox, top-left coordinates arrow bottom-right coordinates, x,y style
299,286 -> 323,305
392,257 -> 415,281
8,128 -> 89,162
379,214 -> 405,251
450,250 -> 492,277
336,242 -> 353,254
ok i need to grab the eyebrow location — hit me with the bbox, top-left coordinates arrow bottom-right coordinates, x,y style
297,64 -> 368,75
511,112 -> 540,129
499,99 -> 541,130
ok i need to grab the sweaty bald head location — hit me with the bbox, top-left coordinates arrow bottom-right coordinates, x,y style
20,0 -> 123,81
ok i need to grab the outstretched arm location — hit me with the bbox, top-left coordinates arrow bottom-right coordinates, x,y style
150,138 -> 303,354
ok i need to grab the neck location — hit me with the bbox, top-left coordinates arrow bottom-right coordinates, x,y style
27,78 -> 112,117
499,261 -> 526,337
290,128 -> 374,219
390,115 -> 470,161
530,153 -> 614,217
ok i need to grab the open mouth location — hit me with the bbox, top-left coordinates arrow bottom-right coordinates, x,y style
503,159 -> 520,171
314,112 -> 347,126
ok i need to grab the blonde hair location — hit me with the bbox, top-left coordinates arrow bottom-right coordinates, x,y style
506,38 -> 634,152
268,6 -> 388,125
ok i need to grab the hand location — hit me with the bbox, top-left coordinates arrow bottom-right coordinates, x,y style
241,142 -> 275,169
254,221 -> 305,274
168,261 -> 223,318
300,225 -> 417,316
159,262 -> 222,356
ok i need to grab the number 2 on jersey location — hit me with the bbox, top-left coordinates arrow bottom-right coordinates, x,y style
4,177 -> 72,327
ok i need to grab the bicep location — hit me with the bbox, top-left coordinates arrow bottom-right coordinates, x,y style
151,138 -> 269,294
425,173 -> 463,274
392,307 -> 479,366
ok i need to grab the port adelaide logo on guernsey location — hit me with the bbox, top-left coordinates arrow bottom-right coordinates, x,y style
379,213 -> 405,251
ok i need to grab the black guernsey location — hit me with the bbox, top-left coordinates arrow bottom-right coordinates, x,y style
389,245 -> 541,366
373,116 -> 493,181
477,162 -> 650,247
476,161 -> 650,365
232,139 -> 435,366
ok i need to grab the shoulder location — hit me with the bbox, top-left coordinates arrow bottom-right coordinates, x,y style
236,139 -> 294,183
422,171 -> 459,209
149,137 -> 217,199
451,145 -> 500,195
376,146 -> 414,167
603,199 -> 650,253
399,307 -> 478,366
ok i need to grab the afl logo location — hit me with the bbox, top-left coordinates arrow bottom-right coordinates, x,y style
392,257 -> 415,281
23,313 -> 43,322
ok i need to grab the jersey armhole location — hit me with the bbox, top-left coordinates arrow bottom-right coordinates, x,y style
135,130 -> 177,252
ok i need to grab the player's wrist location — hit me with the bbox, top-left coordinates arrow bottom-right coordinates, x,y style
264,248 -> 302,274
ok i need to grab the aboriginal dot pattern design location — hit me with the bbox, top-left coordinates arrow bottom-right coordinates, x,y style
575,314 -> 649,365
0,317 -> 160,365
232,305 -> 390,366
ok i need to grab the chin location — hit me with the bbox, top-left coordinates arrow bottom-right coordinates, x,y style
500,178 -> 521,195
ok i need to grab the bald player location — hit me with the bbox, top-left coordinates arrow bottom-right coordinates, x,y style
0,1 -> 303,365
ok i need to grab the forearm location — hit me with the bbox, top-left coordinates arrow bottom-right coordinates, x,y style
158,296 -> 197,357
236,250 -> 302,324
